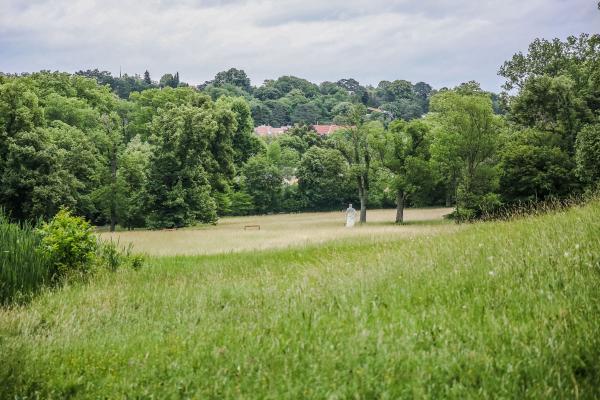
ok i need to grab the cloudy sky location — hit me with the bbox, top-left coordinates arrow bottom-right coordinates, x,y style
0,0 -> 598,91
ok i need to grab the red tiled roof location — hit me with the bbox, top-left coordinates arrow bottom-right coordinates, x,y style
254,124 -> 345,136
254,125 -> 291,136
312,124 -> 343,135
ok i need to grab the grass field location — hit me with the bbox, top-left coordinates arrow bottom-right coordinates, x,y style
1,203 -> 600,398
98,207 -> 455,255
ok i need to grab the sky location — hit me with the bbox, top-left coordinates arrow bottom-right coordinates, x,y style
0,0 -> 598,92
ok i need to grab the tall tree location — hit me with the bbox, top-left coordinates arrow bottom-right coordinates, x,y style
143,70 -> 152,85
297,146 -> 351,210
372,120 -> 434,223
329,104 -> 371,223
430,90 -> 500,220
93,113 -> 125,232
241,155 -> 282,214
145,105 -> 218,228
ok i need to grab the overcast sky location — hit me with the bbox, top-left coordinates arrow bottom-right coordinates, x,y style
0,0 -> 598,92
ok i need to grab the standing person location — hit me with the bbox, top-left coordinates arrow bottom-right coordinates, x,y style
345,204 -> 357,227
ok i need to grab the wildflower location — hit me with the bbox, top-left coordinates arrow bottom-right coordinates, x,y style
564,252 -> 570,258
575,244 -> 580,250
488,270 -> 496,276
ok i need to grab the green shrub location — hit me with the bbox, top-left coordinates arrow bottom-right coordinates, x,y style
0,212 -> 50,305
96,240 -> 145,272
38,209 -> 97,281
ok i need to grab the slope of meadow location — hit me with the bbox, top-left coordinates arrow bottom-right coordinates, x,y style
1,202 -> 599,399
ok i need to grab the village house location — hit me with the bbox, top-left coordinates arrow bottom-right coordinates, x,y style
254,124 -> 344,137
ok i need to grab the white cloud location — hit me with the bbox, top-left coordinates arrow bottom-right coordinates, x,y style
0,0 -> 598,91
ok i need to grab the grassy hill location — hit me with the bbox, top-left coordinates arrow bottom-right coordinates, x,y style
1,201 -> 599,399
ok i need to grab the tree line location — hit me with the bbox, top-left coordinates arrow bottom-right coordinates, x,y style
1,33 -> 599,229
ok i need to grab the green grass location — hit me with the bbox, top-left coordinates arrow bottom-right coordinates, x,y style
1,201 -> 599,399
0,213 -> 49,305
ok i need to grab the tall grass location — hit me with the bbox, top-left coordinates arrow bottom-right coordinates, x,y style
0,212 -> 49,305
1,200 -> 599,398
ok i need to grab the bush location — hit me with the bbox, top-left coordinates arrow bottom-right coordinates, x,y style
0,211 -> 50,305
1,209 -> 144,305
38,209 -> 97,281
97,239 -> 145,272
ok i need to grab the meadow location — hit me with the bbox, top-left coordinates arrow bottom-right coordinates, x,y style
1,202 -> 600,399
98,207 -> 455,255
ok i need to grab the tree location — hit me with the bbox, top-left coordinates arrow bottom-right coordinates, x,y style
118,135 -> 152,229
145,105 -> 218,228
93,113 -> 124,231
575,122 -> 600,188
329,104 -> 371,223
510,75 -> 592,154
373,120 -> 434,223
212,68 -> 252,93
430,90 -> 500,220
159,73 -> 178,89
499,129 -> 575,202
499,34 -> 600,92
297,147 -> 351,210
242,156 -> 282,214
291,102 -> 321,124
221,96 -> 264,166
143,70 -> 152,85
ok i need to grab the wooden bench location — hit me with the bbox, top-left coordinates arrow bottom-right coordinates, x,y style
244,224 -> 260,230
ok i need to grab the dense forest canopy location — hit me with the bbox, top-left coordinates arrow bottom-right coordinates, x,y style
1,33 -> 599,228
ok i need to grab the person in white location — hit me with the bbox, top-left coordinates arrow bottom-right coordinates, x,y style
345,203 -> 357,227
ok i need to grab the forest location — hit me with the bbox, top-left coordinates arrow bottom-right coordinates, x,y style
1,33 -> 599,229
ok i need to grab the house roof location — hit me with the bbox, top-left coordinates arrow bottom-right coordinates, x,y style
254,124 -> 345,137
254,125 -> 291,136
312,124 -> 343,135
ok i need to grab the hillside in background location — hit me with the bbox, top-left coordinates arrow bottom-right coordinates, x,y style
75,68 -> 504,126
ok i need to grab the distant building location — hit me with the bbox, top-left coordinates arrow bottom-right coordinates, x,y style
254,124 -> 344,137
311,124 -> 344,135
254,125 -> 291,137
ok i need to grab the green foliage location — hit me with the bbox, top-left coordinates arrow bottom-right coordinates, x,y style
241,156 -> 282,214
297,146 -> 352,210
229,191 -> 255,216
329,105 -> 372,222
510,75 -> 592,152
0,212 -> 49,305
373,119 -> 436,222
211,68 -> 252,93
145,100 -> 230,228
37,209 -> 97,281
430,90 -> 500,220
96,240 -> 145,272
575,122 -> 600,188
500,129 -> 575,202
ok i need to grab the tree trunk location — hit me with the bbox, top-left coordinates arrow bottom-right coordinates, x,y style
358,175 -> 368,223
109,144 -> 117,232
395,190 -> 405,224
359,192 -> 367,223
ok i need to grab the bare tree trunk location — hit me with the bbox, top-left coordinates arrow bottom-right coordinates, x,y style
395,190 -> 405,224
